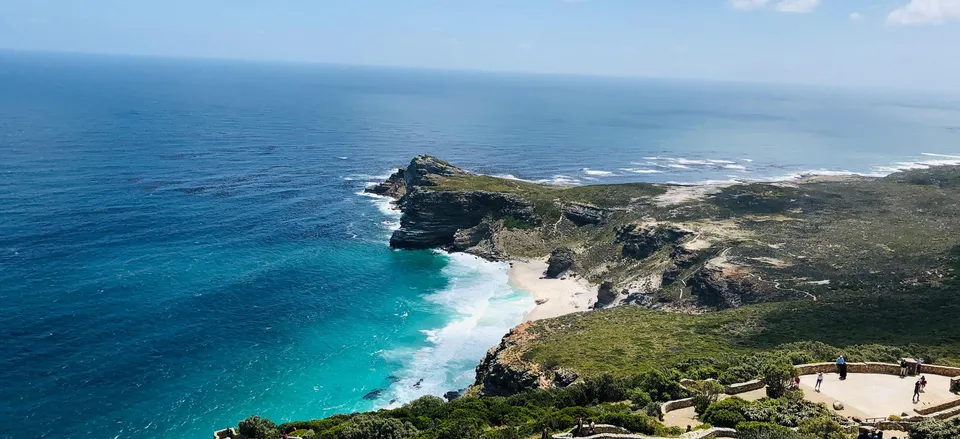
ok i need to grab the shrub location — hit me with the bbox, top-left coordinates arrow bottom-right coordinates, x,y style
797,416 -> 844,439
762,362 -> 799,398
911,418 -> 960,439
735,421 -> 802,439
339,415 -> 419,439
404,395 -> 445,418
626,388 -> 652,410
701,409 -> 745,428
718,365 -> 758,385
700,396 -> 747,424
595,413 -> 658,435
239,416 -> 278,439
688,380 -> 725,414
644,402 -> 663,420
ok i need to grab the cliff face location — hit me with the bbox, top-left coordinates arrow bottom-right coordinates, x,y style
390,189 -> 536,250
368,157 -> 960,395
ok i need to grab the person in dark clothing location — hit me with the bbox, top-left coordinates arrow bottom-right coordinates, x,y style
575,417 -> 583,437
900,359 -> 908,378
914,380 -> 922,403
857,431 -> 869,439
541,427 -> 549,439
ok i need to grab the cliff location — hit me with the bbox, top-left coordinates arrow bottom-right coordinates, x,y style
369,157 -> 960,395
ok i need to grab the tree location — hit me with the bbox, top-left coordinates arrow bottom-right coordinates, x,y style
762,362 -> 799,398
238,416 -> 278,439
736,421 -> 803,439
911,418 -> 960,439
340,415 -> 419,439
689,380 -> 726,414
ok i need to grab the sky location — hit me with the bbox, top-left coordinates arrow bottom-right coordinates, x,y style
1,0 -> 959,89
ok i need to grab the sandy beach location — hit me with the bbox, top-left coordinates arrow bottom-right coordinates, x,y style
509,258 -> 596,322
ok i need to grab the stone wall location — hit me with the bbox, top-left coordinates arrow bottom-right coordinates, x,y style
796,361 -> 960,377
661,397 -> 694,415
915,397 -> 960,416
724,379 -> 764,395
553,427 -> 736,439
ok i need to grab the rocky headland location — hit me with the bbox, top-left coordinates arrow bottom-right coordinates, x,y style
368,155 -> 960,396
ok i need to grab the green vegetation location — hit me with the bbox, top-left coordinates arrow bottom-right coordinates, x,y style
761,362 -> 798,398
239,415 -> 278,439
257,373 -> 687,439
910,418 -> 960,439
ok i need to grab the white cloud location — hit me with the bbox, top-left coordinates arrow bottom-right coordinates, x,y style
730,0 -> 770,10
775,0 -> 822,13
888,0 -> 960,25
850,12 -> 863,21
731,0 -> 820,13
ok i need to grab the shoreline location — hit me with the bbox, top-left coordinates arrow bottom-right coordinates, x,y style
508,258 -> 596,322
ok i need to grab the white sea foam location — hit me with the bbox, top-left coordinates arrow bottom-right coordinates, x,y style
723,164 -> 748,171
620,168 -> 663,174
582,168 -> 615,176
379,253 -> 531,407
536,175 -> 582,186
491,174 -> 535,182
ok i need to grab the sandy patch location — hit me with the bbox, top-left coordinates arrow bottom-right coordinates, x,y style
509,259 -> 596,322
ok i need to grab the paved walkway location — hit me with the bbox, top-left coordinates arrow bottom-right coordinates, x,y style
799,373 -> 956,419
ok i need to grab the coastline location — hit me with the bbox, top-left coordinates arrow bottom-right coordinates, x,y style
508,258 -> 596,322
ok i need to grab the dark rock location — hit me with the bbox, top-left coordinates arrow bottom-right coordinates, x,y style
616,223 -> 693,259
387,375 -> 401,383
593,281 -> 617,309
562,202 -> 610,226
402,155 -> 468,188
390,189 -> 536,249
362,389 -> 385,400
413,379 -> 423,388
553,368 -> 579,387
364,168 -> 407,199
443,389 -> 466,402
451,221 -> 493,252
689,266 -> 759,309
474,327 -> 541,396
546,247 -> 576,278
661,246 -> 701,285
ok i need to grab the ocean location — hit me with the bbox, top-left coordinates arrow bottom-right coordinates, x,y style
2,51 -> 960,439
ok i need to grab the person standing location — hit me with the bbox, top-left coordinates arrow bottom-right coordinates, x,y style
816,372 -> 824,391
913,380 -> 922,403
542,427 -> 549,439
900,359 -> 908,378
576,417 -> 583,437
588,420 -> 596,435
916,357 -> 923,374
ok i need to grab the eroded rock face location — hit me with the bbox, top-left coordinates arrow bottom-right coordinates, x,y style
364,168 -> 407,199
689,265 -> 759,309
546,247 -> 576,278
474,325 -> 541,396
390,189 -> 536,249
402,155 -> 468,188
562,202 -> 610,226
661,246 -> 701,286
594,281 -> 617,309
616,223 -> 693,259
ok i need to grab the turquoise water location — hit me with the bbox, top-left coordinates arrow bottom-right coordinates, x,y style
2,52 -> 960,439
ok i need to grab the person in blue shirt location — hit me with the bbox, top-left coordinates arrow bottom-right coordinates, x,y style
837,355 -> 848,380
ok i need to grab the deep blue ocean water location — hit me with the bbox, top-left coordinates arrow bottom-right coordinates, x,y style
2,52 -> 960,439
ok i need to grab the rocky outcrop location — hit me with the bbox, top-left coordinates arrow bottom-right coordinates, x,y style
616,223 -> 693,260
401,155 -> 468,189
661,246 -> 701,285
474,324 -> 541,396
390,189 -> 536,249
364,168 -> 407,199
689,265 -> 759,309
562,202 -> 610,226
546,247 -> 576,278
593,281 -> 618,309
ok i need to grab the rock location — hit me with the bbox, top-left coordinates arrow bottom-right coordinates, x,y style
474,324 -> 541,396
689,265 -> 759,309
451,221 -> 493,252
833,401 -> 845,410
661,247 -> 701,285
535,298 -> 549,305
364,168 -> 407,199
594,281 -> 617,309
362,389 -> 385,400
402,155 -> 468,188
443,389 -> 465,402
553,368 -> 579,387
616,223 -> 693,260
562,202 -> 610,226
545,247 -> 576,278
387,375 -> 400,383
390,189 -> 536,250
